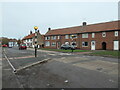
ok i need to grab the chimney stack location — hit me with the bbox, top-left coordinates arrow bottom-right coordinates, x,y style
48,27 -> 51,31
38,30 -> 39,33
83,22 -> 87,26
30,31 -> 32,34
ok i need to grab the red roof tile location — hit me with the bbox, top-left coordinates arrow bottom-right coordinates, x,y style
22,33 -> 35,40
45,20 -> 120,36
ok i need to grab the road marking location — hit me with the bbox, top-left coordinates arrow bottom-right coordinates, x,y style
8,55 -> 35,60
59,53 -> 72,55
49,54 -> 56,56
3,52 -> 16,73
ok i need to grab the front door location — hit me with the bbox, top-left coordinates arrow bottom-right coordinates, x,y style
91,41 -> 95,50
114,41 -> 119,50
102,42 -> 106,50
57,42 -> 60,49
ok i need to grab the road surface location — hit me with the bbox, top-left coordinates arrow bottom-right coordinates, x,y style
2,47 -> 119,88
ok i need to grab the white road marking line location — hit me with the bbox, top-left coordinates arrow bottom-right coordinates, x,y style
3,53 -> 16,72
49,54 -> 56,56
8,55 -> 35,60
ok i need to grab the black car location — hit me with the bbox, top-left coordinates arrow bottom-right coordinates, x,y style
61,44 -> 75,50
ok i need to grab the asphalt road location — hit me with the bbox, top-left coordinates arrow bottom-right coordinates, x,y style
2,47 -> 119,88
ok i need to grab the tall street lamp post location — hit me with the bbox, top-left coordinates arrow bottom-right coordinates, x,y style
34,26 -> 38,57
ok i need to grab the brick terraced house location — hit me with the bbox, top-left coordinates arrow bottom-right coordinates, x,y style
44,20 -> 120,50
22,30 -> 44,48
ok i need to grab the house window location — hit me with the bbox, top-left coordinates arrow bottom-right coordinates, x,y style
51,36 -> 56,40
82,33 -> 88,38
70,34 -> 77,39
58,36 -> 60,39
102,32 -> 106,37
45,41 -> 50,46
92,33 -> 95,38
30,43 -> 32,46
27,43 -> 29,46
65,35 -> 69,39
51,42 -> 56,46
29,39 -> 31,42
82,42 -> 88,47
115,31 -> 118,36
45,36 -> 50,40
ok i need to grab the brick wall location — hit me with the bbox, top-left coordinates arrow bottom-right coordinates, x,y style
79,31 -> 119,50
44,31 -> 119,50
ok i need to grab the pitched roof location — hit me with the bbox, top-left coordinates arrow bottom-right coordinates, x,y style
41,35 -> 45,38
22,33 -> 35,40
9,39 -> 17,42
45,20 -> 120,36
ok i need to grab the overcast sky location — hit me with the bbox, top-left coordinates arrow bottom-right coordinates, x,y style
1,1 -> 118,39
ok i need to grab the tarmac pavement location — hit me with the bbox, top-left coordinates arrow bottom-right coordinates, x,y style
2,47 -> 119,88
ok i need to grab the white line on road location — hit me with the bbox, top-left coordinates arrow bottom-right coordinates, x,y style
8,55 -> 35,60
3,52 -> 17,73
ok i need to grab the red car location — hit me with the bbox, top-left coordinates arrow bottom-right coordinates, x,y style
19,44 -> 27,50
2,44 -> 8,47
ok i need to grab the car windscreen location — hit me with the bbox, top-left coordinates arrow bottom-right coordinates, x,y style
21,44 -> 26,46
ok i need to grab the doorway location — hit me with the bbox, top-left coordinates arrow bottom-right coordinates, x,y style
91,41 -> 95,50
57,42 -> 60,49
102,42 -> 106,50
114,41 -> 119,50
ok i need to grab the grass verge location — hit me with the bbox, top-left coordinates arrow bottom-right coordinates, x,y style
39,48 -> 90,53
90,51 -> 119,58
39,48 -> 119,58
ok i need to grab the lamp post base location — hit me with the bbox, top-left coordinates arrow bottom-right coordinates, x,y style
35,47 -> 37,57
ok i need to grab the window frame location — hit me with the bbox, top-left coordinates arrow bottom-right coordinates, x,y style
82,33 -> 88,38
51,42 -> 56,46
115,31 -> 118,36
92,33 -> 95,38
58,36 -> 60,39
82,42 -> 88,47
102,32 -> 106,37
65,35 -> 69,39
45,36 -> 50,40
45,41 -> 50,46
51,36 -> 56,40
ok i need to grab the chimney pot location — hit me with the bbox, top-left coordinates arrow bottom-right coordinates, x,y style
30,31 -> 32,34
83,22 -> 87,26
48,27 -> 51,31
38,30 -> 39,33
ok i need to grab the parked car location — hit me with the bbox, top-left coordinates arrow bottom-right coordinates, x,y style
2,44 -> 8,47
19,44 -> 27,50
61,44 -> 75,50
